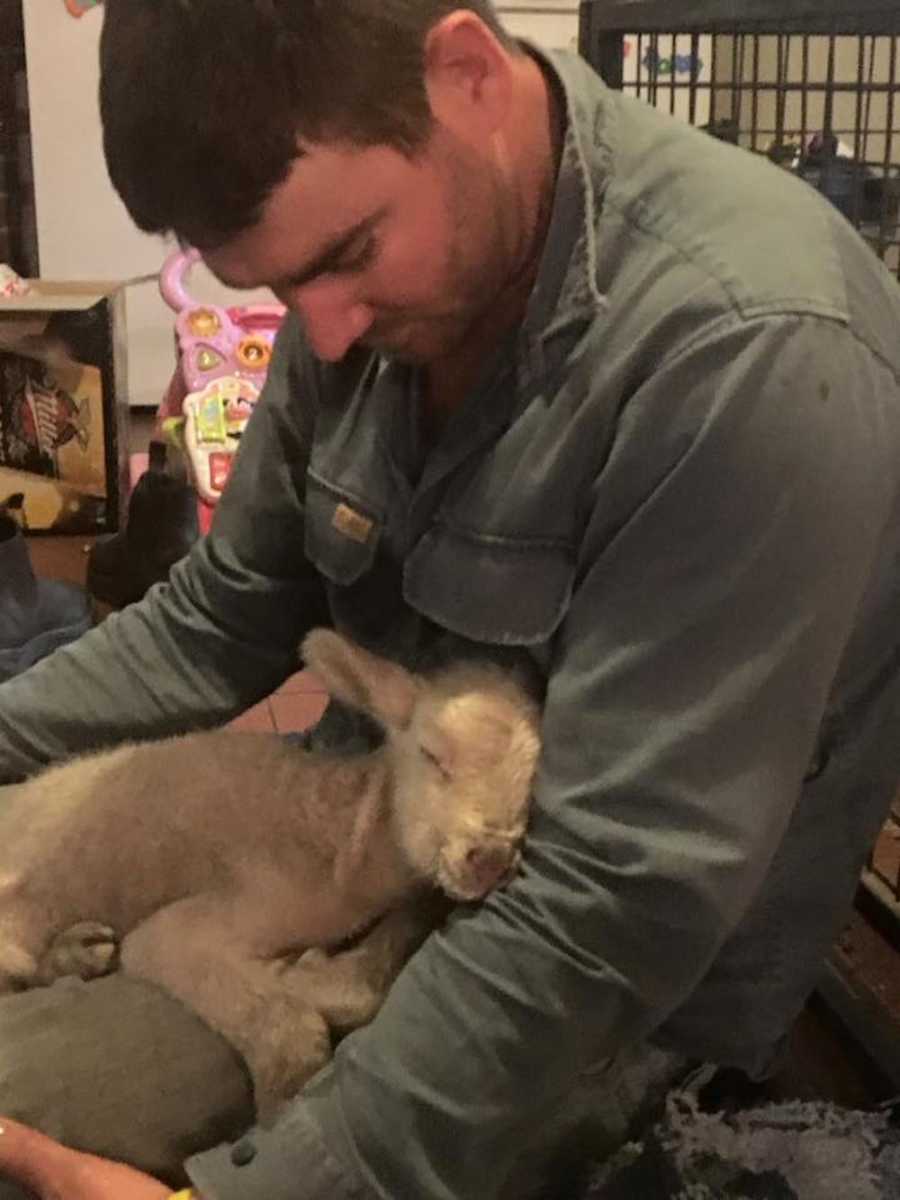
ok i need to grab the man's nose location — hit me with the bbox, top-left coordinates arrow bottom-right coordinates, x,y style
284,281 -> 374,362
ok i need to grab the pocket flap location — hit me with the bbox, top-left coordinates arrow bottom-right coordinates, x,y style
404,525 -> 574,645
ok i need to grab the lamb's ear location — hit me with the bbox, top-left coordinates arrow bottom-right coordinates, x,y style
301,629 -> 419,730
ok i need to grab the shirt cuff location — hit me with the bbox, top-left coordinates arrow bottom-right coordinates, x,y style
184,1068 -> 373,1200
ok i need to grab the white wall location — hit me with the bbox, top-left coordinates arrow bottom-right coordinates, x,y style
497,2 -> 580,52
22,0 -> 270,407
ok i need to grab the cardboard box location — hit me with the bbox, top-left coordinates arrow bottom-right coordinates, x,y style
0,282 -> 129,534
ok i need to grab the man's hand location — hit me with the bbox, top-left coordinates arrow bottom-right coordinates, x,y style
0,1118 -> 173,1200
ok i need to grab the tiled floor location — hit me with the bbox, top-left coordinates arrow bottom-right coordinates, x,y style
232,671 -> 328,736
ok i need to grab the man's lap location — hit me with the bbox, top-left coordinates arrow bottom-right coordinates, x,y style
0,972 -> 253,1186
0,967 -> 695,1199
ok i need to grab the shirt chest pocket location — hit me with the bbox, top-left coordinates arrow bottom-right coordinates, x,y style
305,471 -> 576,650
403,521 -> 576,647
303,471 -> 382,585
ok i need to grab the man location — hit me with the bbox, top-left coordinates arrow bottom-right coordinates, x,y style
2,1 -> 900,1197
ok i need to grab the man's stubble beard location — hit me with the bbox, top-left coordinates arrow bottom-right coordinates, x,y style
364,150 -> 520,366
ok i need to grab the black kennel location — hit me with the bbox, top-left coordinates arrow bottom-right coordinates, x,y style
579,0 -> 900,281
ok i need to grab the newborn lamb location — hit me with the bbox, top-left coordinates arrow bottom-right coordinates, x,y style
0,629 -> 542,1117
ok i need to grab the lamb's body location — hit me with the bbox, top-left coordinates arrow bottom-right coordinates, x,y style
0,735 -> 409,974
0,630 -> 541,1118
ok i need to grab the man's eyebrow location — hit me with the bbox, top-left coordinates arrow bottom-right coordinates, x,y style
274,210 -> 386,291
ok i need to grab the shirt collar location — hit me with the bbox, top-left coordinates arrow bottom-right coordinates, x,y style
517,46 -> 614,385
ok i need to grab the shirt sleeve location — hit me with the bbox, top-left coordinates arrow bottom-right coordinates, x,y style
185,313 -> 900,1199
0,318 -> 329,782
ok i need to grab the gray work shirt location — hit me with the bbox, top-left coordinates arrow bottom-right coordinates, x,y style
3,47 -> 900,1200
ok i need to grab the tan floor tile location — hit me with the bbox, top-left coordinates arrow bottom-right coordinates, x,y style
275,669 -> 326,695
228,699 -> 277,733
269,690 -> 328,734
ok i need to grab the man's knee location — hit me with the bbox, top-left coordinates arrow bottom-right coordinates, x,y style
0,973 -> 253,1183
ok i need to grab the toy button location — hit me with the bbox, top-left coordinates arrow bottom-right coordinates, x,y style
197,346 -> 224,372
188,308 -> 222,337
237,336 -> 271,370
230,1138 -> 257,1167
196,395 -> 228,443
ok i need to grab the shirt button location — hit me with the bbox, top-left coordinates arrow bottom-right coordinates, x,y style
230,1139 -> 257,1167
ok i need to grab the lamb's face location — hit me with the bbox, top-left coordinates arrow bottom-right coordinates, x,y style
390,677 -> 541,902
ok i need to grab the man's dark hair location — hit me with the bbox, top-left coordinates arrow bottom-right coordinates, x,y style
100,0 -> 515,248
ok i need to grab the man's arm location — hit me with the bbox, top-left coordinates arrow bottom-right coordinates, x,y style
181,314 -> 900,1198
0,319 -> 328,782
0,1119 -> 170,1200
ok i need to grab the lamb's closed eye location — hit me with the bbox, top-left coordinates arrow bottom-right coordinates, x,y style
419,744 -> 451,779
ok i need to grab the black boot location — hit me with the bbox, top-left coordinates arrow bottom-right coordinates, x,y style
0,504 -> 93,681
86,441 -> 200,609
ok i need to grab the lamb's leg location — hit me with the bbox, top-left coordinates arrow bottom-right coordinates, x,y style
34,921 -> 119,985
120,895 -> 332,1124
288,899 -> 443,1036
0,941 -> 39,994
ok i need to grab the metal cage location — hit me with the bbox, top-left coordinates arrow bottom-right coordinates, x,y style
579,0 -> 900,280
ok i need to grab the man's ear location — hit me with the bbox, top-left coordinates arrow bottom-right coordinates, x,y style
423,11 -> 514,142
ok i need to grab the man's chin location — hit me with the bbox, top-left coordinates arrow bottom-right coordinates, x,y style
363,323 -> 468,365
363,337 -> 425,364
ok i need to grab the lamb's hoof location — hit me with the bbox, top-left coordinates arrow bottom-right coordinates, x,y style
36,921 -> 119,985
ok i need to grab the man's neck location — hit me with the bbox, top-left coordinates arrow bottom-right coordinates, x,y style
423,54 -> 565,437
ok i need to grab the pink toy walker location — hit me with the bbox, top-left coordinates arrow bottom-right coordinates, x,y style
156,248 -> 287,532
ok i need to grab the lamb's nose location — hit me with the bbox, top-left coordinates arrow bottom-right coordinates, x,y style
465,843 -> 514,895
